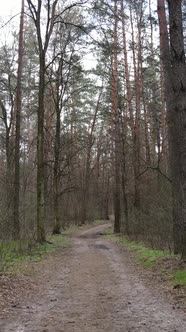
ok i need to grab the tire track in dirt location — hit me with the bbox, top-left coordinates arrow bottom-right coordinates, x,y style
0,224 -> 186,332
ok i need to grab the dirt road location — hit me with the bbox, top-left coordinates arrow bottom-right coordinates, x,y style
0,224 -> 186,332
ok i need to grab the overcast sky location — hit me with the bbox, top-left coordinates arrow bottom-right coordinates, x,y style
0,0 -> 96,69
1,0 -> 21,17
0,1 -> 20,42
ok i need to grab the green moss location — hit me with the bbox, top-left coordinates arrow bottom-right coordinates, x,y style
104,232 -> 172,269
47,234 -> 70,247
173,270 -> 186,286
93,219 -> 109,225
142,261 -> 155,269
104,230 -> 186,291
0,234 -> 70,274
103,227 -> 116,239
121,238 -> 169,268
63,225 -> 79,234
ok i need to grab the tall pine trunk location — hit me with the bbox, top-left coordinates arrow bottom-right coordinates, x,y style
81,87 -> 102,224
129,2 -> 142,210
13,0 -> 24,239
158,0 -> 186,257
113,0 -> 120,233
168,0 -> 186,258
37,52 -> 46,242
27,0 -> 59,242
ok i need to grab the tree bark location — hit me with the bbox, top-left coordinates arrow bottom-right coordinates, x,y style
129,2 -> 142,209
81,86 -> 102,224
53,59 -> 63,234
168,0 -> 186,258
149,0 -> 161,187
37,52 -> 46,242
27,0 -> 59,242
13,0 -> 24,240
121,0 -> 134,139
113,0 -> 120,233
120,110 -> 129,234
158,0 -> 186,257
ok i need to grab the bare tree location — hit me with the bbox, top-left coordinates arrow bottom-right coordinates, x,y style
27,0 -> 59,241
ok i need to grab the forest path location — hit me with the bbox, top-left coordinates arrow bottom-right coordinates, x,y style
0,223 -> 186,332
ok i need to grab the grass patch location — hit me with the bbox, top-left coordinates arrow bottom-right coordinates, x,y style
93,219 -> 110,225
104,230 -> 186,295
0,218 -> 107,270
120,237 -> 171,268
0,234 -> 70,274
104,231 -> 172,269
63,225 -> 80,235
102,226 -> 115,238
173,270 -> 186,286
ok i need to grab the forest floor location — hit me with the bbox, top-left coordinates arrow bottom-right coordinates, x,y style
0,223 -> 186,332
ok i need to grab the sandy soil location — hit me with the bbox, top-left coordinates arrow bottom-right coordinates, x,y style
0,224 -> 186,332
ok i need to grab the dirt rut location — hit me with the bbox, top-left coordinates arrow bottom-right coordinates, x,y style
0,224 -> 186,332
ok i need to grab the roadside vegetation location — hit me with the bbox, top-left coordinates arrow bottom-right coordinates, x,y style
104,227 -> 186,291
0,220 -> 106,275
0,234 -> 70,275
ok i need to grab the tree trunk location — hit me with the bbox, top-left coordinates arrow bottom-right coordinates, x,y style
149,0 -> 161,187
130,2 -> 142,210
160,61 -> 168,174
113,0 -> 120,233
121,115 -> 129,234
13,0 -> 24,240
53,60 -> 62,234
81,86 -> 102,224
121,0 -> 134,139
158,0 -> 186,257
27,0 -> 59,241
142,87 -> 151,164
168,0 -> 186,258
53,107 -> 61,234
37,52 -> 46,242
